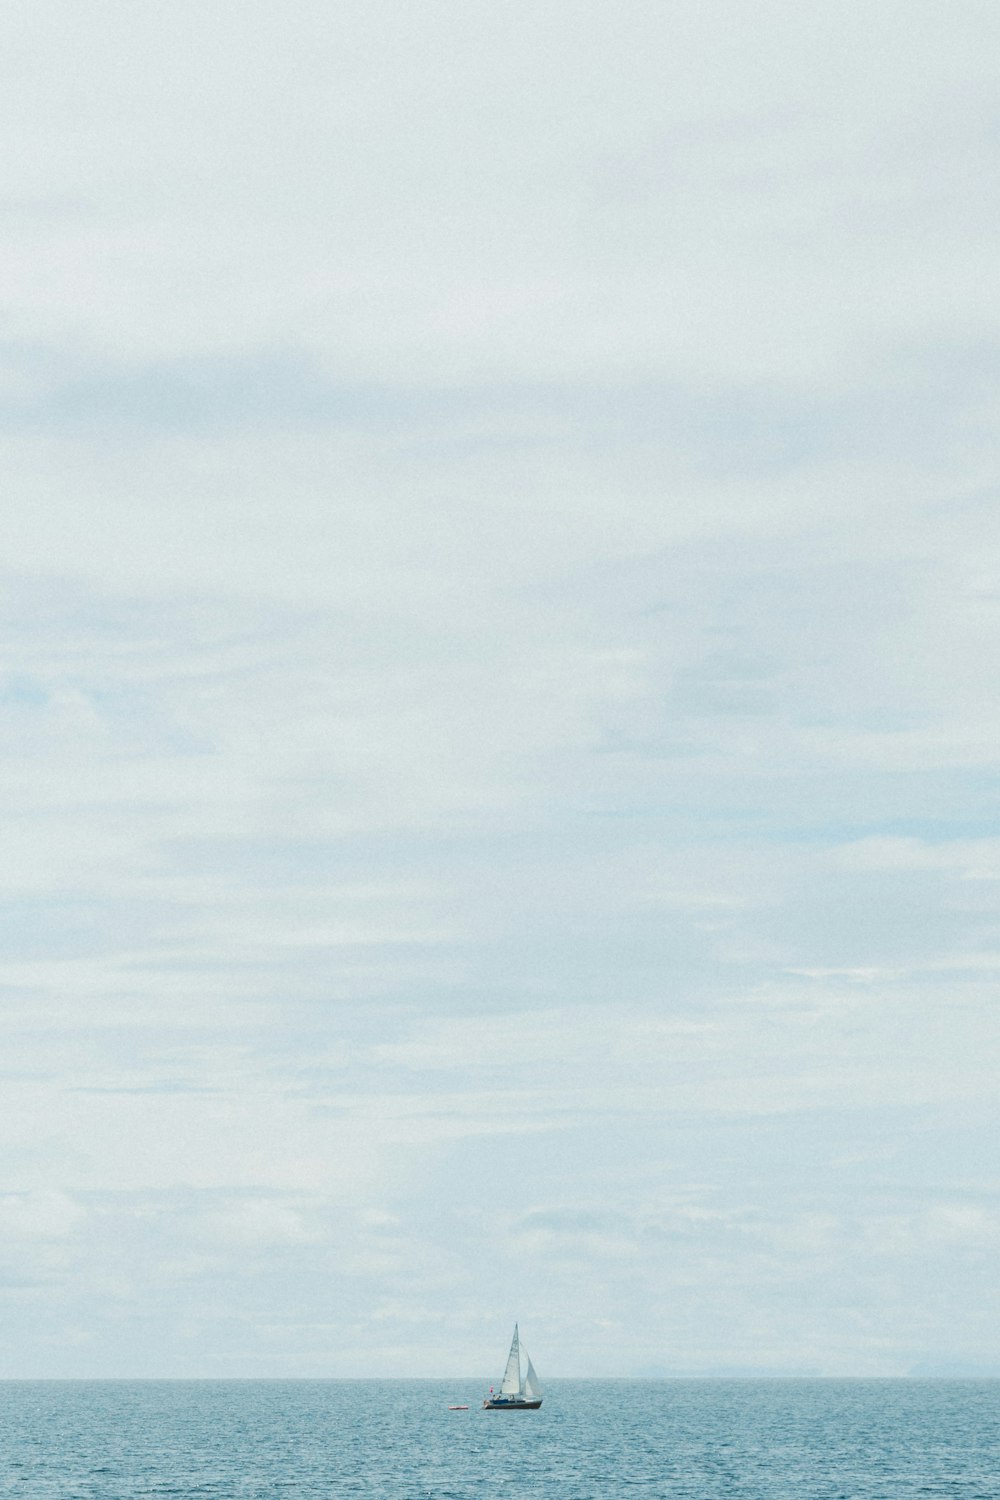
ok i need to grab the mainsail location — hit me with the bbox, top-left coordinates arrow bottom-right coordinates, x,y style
500,1324 -> 522,1394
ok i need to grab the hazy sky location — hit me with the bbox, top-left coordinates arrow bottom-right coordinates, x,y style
1,0 -> 999,1378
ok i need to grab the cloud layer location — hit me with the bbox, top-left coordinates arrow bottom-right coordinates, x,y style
0,0 -> 998,1376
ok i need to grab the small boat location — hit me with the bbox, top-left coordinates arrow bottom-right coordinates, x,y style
482,1324 -> 543,1410
448,1405 -> 469,1410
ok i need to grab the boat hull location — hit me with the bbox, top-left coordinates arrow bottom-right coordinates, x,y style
482,1399 -> 542,1410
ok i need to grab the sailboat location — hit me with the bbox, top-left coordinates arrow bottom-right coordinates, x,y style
482,1324 -> 543,1409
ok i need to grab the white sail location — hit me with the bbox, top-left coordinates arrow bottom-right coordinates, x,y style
499,1325 -> 521,1395
522,1354 -> 542,1399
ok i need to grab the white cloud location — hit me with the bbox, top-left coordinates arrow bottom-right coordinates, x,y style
0,1190 -> 83,1240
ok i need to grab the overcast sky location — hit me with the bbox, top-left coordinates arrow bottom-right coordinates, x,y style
1,0 -> 999,1378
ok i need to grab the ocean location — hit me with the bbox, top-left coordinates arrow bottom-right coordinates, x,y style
0,1379 -> 996,1498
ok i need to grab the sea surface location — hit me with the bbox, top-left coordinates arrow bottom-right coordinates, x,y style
0,1379 -> 997,1499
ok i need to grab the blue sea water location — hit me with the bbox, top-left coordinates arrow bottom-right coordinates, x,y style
0,1379 -> 997,1499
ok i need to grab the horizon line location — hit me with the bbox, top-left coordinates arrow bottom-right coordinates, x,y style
1,1373 -> 998,1383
